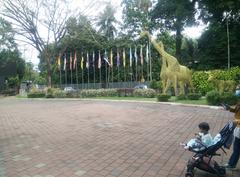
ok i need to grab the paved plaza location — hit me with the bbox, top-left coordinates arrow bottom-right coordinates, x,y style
0,98 -> 239,177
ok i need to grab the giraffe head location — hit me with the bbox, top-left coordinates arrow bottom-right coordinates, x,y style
140,30 -> 149,38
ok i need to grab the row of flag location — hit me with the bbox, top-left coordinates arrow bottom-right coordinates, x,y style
57,46 -> 150,71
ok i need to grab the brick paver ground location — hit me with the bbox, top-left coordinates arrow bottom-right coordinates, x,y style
0,98 -> 239,177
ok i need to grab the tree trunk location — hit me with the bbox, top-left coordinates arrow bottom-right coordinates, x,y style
175,21 -> 182,61
46,56 -> 52,87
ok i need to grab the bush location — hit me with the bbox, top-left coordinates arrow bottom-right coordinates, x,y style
149,80 -> 162,90
80,89 -> 118,98
176,94 -> 186,100
206,90 -> 221,105
206,91 -> 239,105
192,71 -> 214,95
117,88 -> 134,97
53,90 -> 67,98
27,91 -> 45,98
187,93 -> 202,100
65,90 -> 80,98
156,94 -> 171,102
220,92 -> 238,105
133,89 -> 156,98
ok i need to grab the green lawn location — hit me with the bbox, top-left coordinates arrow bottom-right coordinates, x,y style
88,96 -> 208,105
17,95 -> 208,105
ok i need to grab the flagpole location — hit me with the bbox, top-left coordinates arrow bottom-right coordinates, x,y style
105,62 -> 107,88
93,64 -> 96,89
149,41 -> 152,81
92,51 -> 96,89
59,67 -> 62,87
88,67 -> 89,89
75,51 -> 78,89
147,45 -> 149,82
87,52 -> 89,89
65,53 -> 67,87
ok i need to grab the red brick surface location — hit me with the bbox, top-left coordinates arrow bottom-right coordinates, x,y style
0,98 -> 239,177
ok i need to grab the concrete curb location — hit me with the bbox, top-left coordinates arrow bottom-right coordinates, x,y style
16,97 -> 222,110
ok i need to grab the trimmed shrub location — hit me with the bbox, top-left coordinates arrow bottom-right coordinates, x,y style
133,89 -> 156,98
220,92 -> 238,105
206,90 -> 221,105
27,91 -> 45,98
176,94 -> 186,100
53,90 -> 67,98
187,93 -> 202,100
80,89 -> 118,98
117,88 -> 134,97
206,91 -> 238,105
192,71 -> 214,95
65,90 -> 80,98
149,80 -> 162,91
157,94 -> 171,102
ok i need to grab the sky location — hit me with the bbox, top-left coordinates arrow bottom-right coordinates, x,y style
18,0 -> 206,69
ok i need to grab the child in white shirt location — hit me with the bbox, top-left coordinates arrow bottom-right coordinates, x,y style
181,122 -> 213,151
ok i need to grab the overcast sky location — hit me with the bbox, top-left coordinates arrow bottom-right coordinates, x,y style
18,0 -> 206,68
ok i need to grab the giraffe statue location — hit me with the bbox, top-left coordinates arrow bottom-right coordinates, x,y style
140,30 -> 193,95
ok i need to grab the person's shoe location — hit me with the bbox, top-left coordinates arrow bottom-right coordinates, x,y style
224,164 -> 236,169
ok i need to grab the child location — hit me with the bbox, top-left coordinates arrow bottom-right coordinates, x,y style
181,122 -> 213,151
223,102 -> 240,169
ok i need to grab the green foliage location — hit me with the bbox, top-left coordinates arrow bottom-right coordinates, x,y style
80,89 -> 118,98
7,76 -> 19,88
117,88 -> 134,97
192,71 -> 214,95
176,94 -> 186,100
156,94 -> 171,102
220,92 -> 238,106
27,91 -> 45,98
65,91 -> 80,98
133,89 -> 156,98
149,79 -> 162,90
206,90 -> 221,105
206,90 -> 239,106
53,90 -> 67,98
187,93 -> 202,100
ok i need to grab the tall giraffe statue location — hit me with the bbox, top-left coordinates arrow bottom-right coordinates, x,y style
140,30 -> 193,95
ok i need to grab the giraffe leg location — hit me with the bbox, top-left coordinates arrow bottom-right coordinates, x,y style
164,79 -> 171,94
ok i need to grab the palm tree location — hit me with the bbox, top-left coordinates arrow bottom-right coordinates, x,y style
96,4 -> 117,40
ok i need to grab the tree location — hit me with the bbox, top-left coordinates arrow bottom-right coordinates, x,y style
0,17 -> 25,90
151,0 -> 197,61
1,0 -> 72,87
121,0 -> 154,38
195,0 -> 240,69
0,17 -> 17,50
96,4 -> 118,40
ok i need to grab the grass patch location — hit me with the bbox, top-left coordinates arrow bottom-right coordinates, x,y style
87,96 -> 157,102
169,96 -> 208,105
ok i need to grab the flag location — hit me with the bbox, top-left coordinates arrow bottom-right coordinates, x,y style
123,48 -> 126,68
134,46 -> 138,65
117,50 -> 120,67
57,54 -> 61,69
86,52 -> 89,69
129,47 -> 132,67
146,44 -> 149,63
73,51 -> 77,69
103,50 -> 110,65
63,54 -> 67,71
98,50 -> 101,69
140,45 -> 143,65
92,51 -> 95,67
69,52 -> 72,70
110,49 -> 113,67
81,53 -> 84,69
